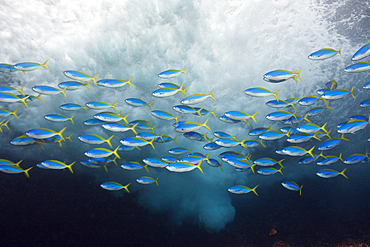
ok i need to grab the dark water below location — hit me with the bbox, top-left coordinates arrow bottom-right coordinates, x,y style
1,156 -> 370,247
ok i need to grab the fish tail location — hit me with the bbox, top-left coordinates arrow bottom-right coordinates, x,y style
58,127 -> 67,141
273,89 -> 281,102
14,159 -> 23,167
125,76 -> 134,87
103,164 -> 108,172
131,123 -> 139,135
209,108 -> 217,118
285,129 -> 291,138
112,102 -> 119,113
106,135 -> 114,148
205,153 -> 210,162
21,95 -> 30,108
112,157 -> 118,166
240,137 -> 248,149
302,112 -> 311,123
188,147 -> 193,155
290,101 -> 297,112
208,89 -> 216,102
66,134 -> 73,143
83,105 -> 88,112
243,119 -> 250,126
341,134 -> 349,141
337,46 -> 341,56
278,167 -> 284,176
321,122 -> 328,133
113,146 -> 121,159
148,138 -> 155,150
339,153 -> 343,161
3,120 -> 9,130
57,139 -> 63,147
60,87 -> 68,98
150,125 -> 156,133
341,168 -> 348,179
278,159 -> 284,168
313,132 -> 322,141
144,165 -> 149,173
24,167 -> 33,178
179,82 -> 188,96
202,132 -> 209,142
148,101 -> 154,111
122,113 -> 130,124
67,161 -> 76,174
178,82 -> 185,94
232,134 -> 239,141
12,108 -> 19,119
299,185 -> 303,196
259,139 -> 266,148
124,183 -> 131,193
196,108 -> 203,117
250,163 -> 256,174
350,87 -> 356,100
37,142 -> 44,149
267,122 -> 273,131
84,80 -> 91,91
19,83 -> 26,96
174,114 -> 181,125
325,129 -> 331,139
155,177 -> 159,186
92,74 -> 100,86
252,185 -> 259,196
251,111 -> 258,124
36,94 -> 43,102
202,118 -> 211,131
307,146 -> 316,159
159,132 -> 165,143
220,161 -> 224,171
294,68 -> 302,82
181,65 -> 186,75
319,151 -> 326,159
172,135 -> 178,145
69,113 -> 75,124
43,59 -> 50,70
196,160 -> 203,174
331,78 -> 337,89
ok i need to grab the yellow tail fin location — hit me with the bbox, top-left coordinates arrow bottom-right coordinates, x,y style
106,135 -> 114,148
252,185 -> 259,196
67,161 -> 76,174
208,89 -> 216,102
24,167 -> 33,178
125,76 -> 134,87
43,59 -> 50,70
92,74 -> 100,86
112,102 -> 118,112
181,65 -> 186,75
202,118 -> 211,131
112,146 -> 121,159
124,183 -> 131,193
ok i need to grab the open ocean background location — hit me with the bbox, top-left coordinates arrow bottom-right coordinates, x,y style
1,0 -> 370,246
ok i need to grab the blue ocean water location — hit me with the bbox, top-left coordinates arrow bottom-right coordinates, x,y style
0,0 -> 370,246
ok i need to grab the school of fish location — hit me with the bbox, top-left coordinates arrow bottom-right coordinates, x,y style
1,42 -> 370,197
